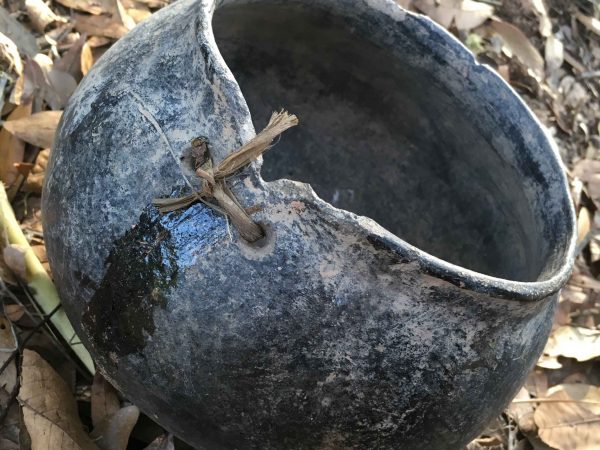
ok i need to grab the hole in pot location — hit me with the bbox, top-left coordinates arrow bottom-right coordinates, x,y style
213,3 -> 546,282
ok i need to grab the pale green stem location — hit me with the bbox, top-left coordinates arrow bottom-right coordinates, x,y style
0,183 -> 95,374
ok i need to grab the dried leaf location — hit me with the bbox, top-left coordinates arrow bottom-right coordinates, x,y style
453,0 -> 493,31
2,245 -> 27,280
24,0 -> 61,33
10,57 -> 46,105
414,0 -> 493,30
80,41 -> 94,75
0,104 -> 31,185
114,0 -> 136,31
521,0 -> 551,37
54,0 -> 113,15
3,304 -> 25,322
45,68 -> 78,109
544,325 -> 600,362
576,12 -> 600,37
55,35 -> 87,80
508,387 -> 536,434
577,206 -> 593,244
2,110 -> 62,148
74,13 -> 129,39
534,384 -> 600,450
144,434 -> 174,450
125,4 -> 151,23
573,160 -> 600,203
91,373 -> 120,429
0,32 -> 23,75
0,7 -> 39,56
23,148 -> 49,193
545,34 -> 564,76
18,349 -> 100,450
490,19 -> 544,80
0,314 -> 17,396
91,405 -> 139,450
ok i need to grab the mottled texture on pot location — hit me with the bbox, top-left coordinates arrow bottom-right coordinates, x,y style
42,0 -> 577,449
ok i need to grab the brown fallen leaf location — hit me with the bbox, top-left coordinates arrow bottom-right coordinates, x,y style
0,7 -> 39,56
144,434 -> 174,450
3,304 -> 25,322
91,405 -> 140,450
0,104 -> 31,186
33,53 -> 78,110
414,0 -> 493,30
91,373 -> 120,429
55,0 -> 113,15
0,314 -> 18,397
10,57 -> 46,106
18,350 -> 100,450
489,18 -> 545,81
0,32 -> 23,75
2,110 -> 62,149
543,325 -> 600,362
81,41 -> 94,75
55,35 -> 87,80
74,13 -> 129,40
576,12 -> 600,37
24,0 -> 62,33
508,387 -> 536,434
2,245 -> 27,280
23,148 -> 49,194
534,384 -> 600,450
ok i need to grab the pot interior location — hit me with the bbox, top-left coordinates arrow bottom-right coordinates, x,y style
213,2 -> 551,282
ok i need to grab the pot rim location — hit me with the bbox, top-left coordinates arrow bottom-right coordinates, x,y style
208,0 -> 578,301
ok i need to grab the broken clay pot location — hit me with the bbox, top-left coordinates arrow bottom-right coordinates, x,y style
43,0 -> 577,449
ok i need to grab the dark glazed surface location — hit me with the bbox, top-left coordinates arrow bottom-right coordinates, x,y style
42,0 -> 576,449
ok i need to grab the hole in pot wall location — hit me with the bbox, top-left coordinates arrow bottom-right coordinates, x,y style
212,2 -> 543,282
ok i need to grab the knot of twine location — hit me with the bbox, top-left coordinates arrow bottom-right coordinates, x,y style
153,110 -> 299,242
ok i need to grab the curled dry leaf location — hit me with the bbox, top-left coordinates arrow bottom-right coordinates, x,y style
543,325 -> 600,362
413,0 -> 493,30
23,148 -> 50,194
74,13 -> 130,39
573,159 -> 600,203
0,32 -> 23,75
55,35 -> 87,80
18,349 -> 100,450
24,0 -> 61,33
10,57 -> 46,106
534,384 -> 600,450
33,53 -> 78,109
0,103 -> 31,186
0,7 -> 39,56
91,405 -> 140,450
508,387 -> 536,434
545,34 -> 564,76
54,0 -> 113,15
489,19 -> 544,80
3,303 -> 25,322
2,110 -> 62,149
91,373 -> 120,429
0,314 -> 18,398
576,12 -> 600,37
81,41 -> 94,75
2,244 -> 27,280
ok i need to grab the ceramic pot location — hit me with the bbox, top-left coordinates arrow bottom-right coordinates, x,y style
42,0 -> 577,448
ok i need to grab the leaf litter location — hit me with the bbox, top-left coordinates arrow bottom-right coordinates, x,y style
0,0 -> 599,449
